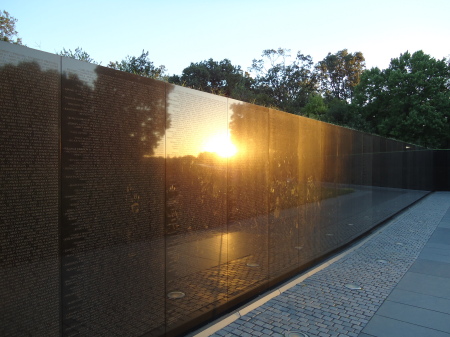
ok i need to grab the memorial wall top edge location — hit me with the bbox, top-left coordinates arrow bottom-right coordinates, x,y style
0,42 -> 432,152
0,40 -> 60,71
166,82 -> 228,103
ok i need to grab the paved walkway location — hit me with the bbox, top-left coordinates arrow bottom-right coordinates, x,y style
191,192 -> 450,337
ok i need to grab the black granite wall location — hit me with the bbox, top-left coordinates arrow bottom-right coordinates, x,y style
434,150 -> 450,191
0,42 -> 442,337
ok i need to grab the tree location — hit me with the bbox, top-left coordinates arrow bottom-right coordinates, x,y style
168,58 -> 253,98
326,98 -> 368,130
302,94 -> 327,120
315,49 -> 365,102
354,50 -> 450,148
301,95 -> 368,130
0,10 -> 22,44
249,48 -> 317,114
108,50 -> 166,80
59,47 -> 98,64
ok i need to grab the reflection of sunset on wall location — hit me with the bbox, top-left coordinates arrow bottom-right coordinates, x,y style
202,133 -> 237,158
165,85 -> 229,158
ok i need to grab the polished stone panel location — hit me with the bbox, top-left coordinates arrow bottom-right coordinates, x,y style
298,117 -> 324,261
321,122 -> 340,253
351,130 -> 364,186
268,109 -> 300,278
362,133 -> 375,228
337,126 -> 353,186
61,58 -> 166,336
165,85 -> 228,331
0,42 -> 61,337
227,99 -> 269,297
372,135 -> 382,187
386,139 -> 403,189
435,150 -> 450,190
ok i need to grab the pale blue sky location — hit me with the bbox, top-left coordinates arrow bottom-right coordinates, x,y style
3,0 -> 449,75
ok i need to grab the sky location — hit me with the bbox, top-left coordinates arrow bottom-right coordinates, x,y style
3,0 -> 449,76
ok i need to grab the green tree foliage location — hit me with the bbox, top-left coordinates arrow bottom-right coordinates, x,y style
59,47 -> 98,64
354,50 -> 450,148
302,94 -> 327,120
108,50 -> 166,80
168,58 -> 253,98
315,49 -> 365,102
326,99 -> 368,130
302,95 -> 368,130
250,48 -> 317,114
0,10 -> 22,44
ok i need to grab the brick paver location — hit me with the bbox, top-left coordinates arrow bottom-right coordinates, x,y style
202,192 -> 450,337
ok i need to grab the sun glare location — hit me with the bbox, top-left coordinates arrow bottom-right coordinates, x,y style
202,133 -> 237,158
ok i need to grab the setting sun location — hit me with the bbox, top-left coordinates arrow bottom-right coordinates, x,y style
202,133 -> 237,158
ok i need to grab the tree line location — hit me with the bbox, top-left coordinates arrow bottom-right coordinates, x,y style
2,10 -> 450,149
60,48 -> 450,149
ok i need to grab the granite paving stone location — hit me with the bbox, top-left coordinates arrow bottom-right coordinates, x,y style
361,315 -> 450,337
409,259 -> 450,278
374,300 -> 450,332
395,272 -> 450,299
387,289 -> 450,315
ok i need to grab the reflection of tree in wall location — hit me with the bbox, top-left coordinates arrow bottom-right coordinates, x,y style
267,112 -> 301,216
61,65 -> 172,247
96,66 -> 170,157
60,65 -> 172,335
165,153 -> 227,235
228,102 -> 269,222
